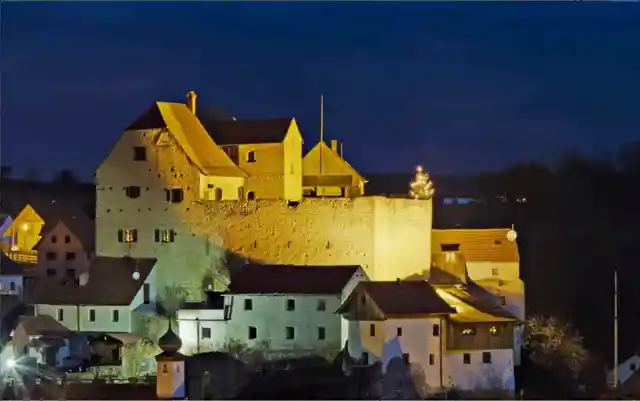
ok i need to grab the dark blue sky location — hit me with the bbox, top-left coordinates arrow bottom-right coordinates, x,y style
2,2 -> 639,179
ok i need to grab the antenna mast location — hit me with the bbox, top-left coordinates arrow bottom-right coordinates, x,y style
319,94 -> 324,196
614,269 -> 619,389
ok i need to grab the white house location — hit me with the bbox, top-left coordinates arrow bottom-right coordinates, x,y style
24,256 -> 157,334
338,280 -> 518,398
177,264 -> 367,357
607,353 -> 640,387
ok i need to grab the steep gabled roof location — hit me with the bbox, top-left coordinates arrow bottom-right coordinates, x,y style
17,315 -> 69,337
228,264 -> 360,295
338,281 -> 454,317
303,141 -> 365,182
124,102 -> 245,177
432,228 -> 519,263
33,213 -> 95,251
203,117 -> 295,145
24,256 -> 156,306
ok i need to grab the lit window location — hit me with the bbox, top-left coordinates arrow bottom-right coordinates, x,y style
118,229 -> 138,243
154,229 -> 175,243
489,326 -> 498,335
461,327 -> 476,336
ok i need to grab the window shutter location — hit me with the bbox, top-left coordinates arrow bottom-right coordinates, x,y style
154,229 -> 160,242
117,230 -> 124,243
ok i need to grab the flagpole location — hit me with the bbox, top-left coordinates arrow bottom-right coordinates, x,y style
319,94 -> 324,196
613,269 -> 619,389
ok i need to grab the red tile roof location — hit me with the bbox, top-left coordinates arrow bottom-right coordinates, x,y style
351,281 -> 455,316
228,264 -> 360,295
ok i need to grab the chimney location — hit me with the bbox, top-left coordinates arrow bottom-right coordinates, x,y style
186,90 -> 197,114
330,139 -> 340,154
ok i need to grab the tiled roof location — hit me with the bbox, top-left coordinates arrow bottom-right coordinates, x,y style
124,102 -> 245,177
17,315 -> 69,336
24,256 -> 156,306
351,281 -> 455,317
34,212 -> 95,251
432,228 -> 519,263
435,281 -> 519,323
228,264 -> 360,295
203,117 -> 294,145
302,141 -> 365,182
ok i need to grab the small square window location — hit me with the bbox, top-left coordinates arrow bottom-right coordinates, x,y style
244,299 -> 253,311
318,327 -> 326,340
316,299 -> 326,311
65,252 -> 76,261
429,354 -> 435,365
396,327 -> 403,337
432,324 -> 440,337
51,235 -> 57,244
482,351 -> 492,364
286,299 -> 295,311
248,326 -> 257,340
133,147 -> 146,161
88,309 -> 96,322
369,324 -> 376,337
64,235 -> 71,244
202,327 -> 211,339
46,252 -> 56,261
285,326 -> 295,340
463,353 -> 471,364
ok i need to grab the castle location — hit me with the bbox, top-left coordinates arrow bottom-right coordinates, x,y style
0,91 -> 525,397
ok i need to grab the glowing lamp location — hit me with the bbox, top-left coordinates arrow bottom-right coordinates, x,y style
21,223 -> 29,231
132,271 -> 140,281
6,359 -> 16,368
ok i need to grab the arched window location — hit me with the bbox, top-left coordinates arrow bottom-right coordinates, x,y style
247,191 -> 256,201
214,188 -> 223,201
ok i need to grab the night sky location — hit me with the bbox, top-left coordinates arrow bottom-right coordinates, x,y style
2,2 -> 639,179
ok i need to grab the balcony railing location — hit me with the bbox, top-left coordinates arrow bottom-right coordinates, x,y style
6,250 -> 38,264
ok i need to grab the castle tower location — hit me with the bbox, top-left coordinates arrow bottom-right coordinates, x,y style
156,323 -> 186,399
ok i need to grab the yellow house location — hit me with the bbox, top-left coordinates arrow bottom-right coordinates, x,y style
302,139 -> 366,197
2,204 -> 44,263
197,100 -> 304,202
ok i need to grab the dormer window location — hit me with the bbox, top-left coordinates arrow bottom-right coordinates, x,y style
125,186 -> 141,199
247,151 -> 256,163
133,147 -> 146,161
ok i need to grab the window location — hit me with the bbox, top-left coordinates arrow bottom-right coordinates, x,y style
46,268 -> 56,277
286,299 -> 295,311
318,327 -> 326,340
125,186 -> 141,199
165,188 -> 184,203
247,191 -> 256,201
247,151 -> 256,163
112,309 -> 119,322
214,188 -> 223,201
248,326 -> 257,340
499,296 -> 506,305
316,299 -> 326,311
362,352 -> 369,364
118,229 -> 138,243
489,326 -> 499,335
482,351 -> 492,364
244,299 -> 253,311
51,235 -> 57,244
133,146 -> 146,161
143,284 -> 150,304
65,268 -> 75,278
9,282 -> 16,292
285,326 -> 295,340
441,243 -> 460,252
631,363 -> 637,371
202,327 -> 212,339
396,327 -> 403,337
46,252 -> 56,261
64,235 -> 71,244
461,327 -> 476,336
429,354 -> 435,365
369,324 -> 376,337
463,353 -> 471,364
162,364 -> 168,373
402,353 -> 410,364
491,267 -> 499,276
65,252 -> 76,261
155,229 -> 176,243
88,309 -> 96,322
432,323 -> 440,337
57,309 -> 64,321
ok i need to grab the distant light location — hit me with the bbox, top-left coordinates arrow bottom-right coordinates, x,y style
132,271 -> 140,281
6,359 -> 16,368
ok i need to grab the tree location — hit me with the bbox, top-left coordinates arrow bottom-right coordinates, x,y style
616,140 -> 640,175
52,169 -> 78,184
524,315 -> 589,380
121,339 -> 159,378
409,165 -> 435,200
